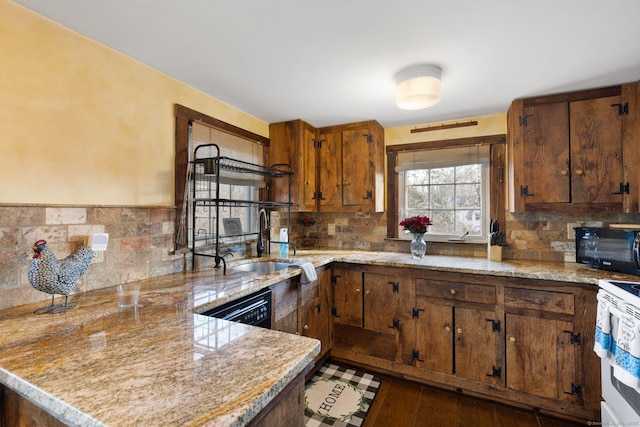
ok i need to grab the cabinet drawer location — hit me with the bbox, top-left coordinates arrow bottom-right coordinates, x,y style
415,278 -> 496,304
504,287 -> 574,315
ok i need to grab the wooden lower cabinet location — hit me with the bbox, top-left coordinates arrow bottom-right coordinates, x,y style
1,384 -> 67,427
248,367 -> 309,427
271,267 -> 332,362
506,314 -> 579,404
332,266 -> 363,327
329,263 -> 599,423
453,306 -> 500,384
300,266 -> 332,362
414,277 -> 500,386
504,285 -> 586,407
271,277 -> 299,334
415,301 -> 452,374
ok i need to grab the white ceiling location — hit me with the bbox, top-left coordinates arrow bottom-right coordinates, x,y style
13,0 -> 640,128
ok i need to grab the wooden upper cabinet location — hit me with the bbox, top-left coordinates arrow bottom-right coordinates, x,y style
508,83 -> 638,212
269,119 -> 384,213
522,101 -> 571,204
318,130 -> 343,209
268,120 -> 317,212
571,95 -> 624,203
623,81 -> 640,212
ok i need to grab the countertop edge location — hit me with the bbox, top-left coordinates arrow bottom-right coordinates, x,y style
0,368 -> 105,427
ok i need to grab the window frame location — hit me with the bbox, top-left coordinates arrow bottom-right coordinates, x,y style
174,104 -> 269,252
386,135 -> 506,242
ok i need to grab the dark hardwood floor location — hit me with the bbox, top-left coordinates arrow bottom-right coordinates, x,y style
363,374 -> 591,427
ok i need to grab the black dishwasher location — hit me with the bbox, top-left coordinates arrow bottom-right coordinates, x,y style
200,288 -> 272,329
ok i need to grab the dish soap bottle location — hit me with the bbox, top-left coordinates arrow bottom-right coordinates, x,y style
279,228 -> 288,257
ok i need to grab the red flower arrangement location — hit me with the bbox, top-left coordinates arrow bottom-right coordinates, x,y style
399,215 -> 433,234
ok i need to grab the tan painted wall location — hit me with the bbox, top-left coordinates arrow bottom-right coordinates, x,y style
385,113 -> 507,146
0,0 -> 268,206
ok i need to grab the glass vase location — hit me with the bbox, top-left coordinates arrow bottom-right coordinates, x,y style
411,233 -> 427,258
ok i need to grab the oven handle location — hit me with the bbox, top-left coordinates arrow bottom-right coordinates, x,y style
220,299 -> 268,322
634,233 -> 640,269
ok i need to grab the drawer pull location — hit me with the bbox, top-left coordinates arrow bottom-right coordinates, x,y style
509,336 -> 516,342
450,289 -> 457,295
355,288 -> 360,293
457,328 -> 463,334
445,326 -> 451,333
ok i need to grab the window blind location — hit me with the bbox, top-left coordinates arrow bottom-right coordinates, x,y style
192,122 -> 265,187
395,144 -> 490,172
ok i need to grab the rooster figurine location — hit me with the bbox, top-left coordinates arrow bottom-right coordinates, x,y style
28,239 -> 94,314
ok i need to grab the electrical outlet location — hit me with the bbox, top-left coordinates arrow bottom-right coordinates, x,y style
91,251 -> 104,264
328,224 -> 336,236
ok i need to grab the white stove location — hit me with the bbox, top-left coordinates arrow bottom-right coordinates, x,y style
597,279 -> 640,424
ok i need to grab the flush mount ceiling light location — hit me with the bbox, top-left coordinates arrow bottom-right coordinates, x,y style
395,64 -> 442,110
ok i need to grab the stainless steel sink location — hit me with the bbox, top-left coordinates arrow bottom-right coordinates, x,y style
230,261 -> 294,274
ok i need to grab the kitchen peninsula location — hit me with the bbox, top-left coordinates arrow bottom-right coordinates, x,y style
1,250 -> 636,425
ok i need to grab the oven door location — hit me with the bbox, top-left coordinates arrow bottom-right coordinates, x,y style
601,401 -> 622,426
602,358 -> 640,423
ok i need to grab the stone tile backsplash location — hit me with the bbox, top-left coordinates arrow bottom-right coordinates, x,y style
3,205 -> 640,310
282,210 -> 640,263
0,206 -> 181,310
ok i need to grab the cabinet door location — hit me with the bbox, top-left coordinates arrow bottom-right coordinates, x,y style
342,129 -> 373,208
523,102 -> 570,203
622,82 -> 640,213
301,124 -> 317,209
268,120 -> 317,212
363,272 -> 398,333
301,267 -> 331,360
271,278 -> 299,334
318,131 -> 343,210
332,268 -> 363,327
570,95 -> 624,204
415,300 -> 453,375
317,122 -> 384,213
506,314 -> 580,404
455,307 -> 500,385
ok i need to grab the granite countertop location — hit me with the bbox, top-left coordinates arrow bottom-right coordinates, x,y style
292,250 -> 640,285
1,250 -> 637,426
0,266 -> 322,427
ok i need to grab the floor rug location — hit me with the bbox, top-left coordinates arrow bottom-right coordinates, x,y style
304,363 -> 381,427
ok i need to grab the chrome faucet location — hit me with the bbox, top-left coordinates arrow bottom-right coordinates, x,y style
256,208 -> 269,257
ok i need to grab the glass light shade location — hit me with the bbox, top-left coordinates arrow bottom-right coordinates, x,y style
395,65 -> 442,110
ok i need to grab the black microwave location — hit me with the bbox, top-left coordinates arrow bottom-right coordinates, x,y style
575,227 -> 640,275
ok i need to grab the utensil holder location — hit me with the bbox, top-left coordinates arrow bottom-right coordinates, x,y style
488,244 -> 502,261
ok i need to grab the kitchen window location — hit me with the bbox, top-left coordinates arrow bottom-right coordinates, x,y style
397,145 -> 489,243
174,104 -> 269,252
189,123 -> 264,249
386,135 -> 506,243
